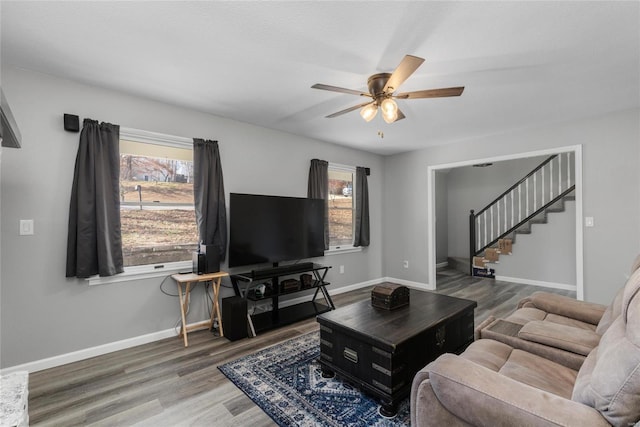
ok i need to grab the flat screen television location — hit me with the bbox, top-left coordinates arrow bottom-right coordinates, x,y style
228,193 -> 325,268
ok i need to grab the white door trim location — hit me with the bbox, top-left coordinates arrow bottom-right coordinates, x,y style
426,144 -> 584,300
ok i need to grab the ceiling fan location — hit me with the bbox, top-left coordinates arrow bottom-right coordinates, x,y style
312,55 -> 464,124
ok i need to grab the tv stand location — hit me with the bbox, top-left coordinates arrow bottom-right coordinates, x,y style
230,263 -> 334,336
250,262 -> 315,279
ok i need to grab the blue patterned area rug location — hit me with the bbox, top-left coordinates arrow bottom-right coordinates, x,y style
218,331 -> 410,426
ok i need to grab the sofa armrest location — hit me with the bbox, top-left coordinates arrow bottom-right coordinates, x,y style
517,292 -> 606,325
427,353 -> 609,426
474,315 -> 495,341
518,321 -> 600,356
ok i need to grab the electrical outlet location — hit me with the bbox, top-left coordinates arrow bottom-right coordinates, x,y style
585,217 -> 594,227
403,260 -> 409,269
339,265 -> 344,274
20,219 -> 34,235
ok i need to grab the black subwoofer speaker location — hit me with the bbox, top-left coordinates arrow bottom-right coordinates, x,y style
201,244 -> 220,273
222,296 -> 248,341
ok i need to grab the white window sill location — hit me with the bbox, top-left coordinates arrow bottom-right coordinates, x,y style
86,261 -> 192,286
324,246 -> 363,256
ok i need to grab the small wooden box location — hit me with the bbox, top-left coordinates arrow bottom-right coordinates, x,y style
300,273 -> 313,289
484,248 -> 499,262
281,279 -> 300,292
371,283 -> 410,310
498,238 -> 513,254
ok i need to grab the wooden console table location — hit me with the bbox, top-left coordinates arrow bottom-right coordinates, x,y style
171,271 -> 228,347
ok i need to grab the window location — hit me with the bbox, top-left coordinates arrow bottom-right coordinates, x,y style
328,163 -> 355,249
119,134 -> 198,267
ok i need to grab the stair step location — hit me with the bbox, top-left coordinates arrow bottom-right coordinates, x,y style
529,217 -> 548,224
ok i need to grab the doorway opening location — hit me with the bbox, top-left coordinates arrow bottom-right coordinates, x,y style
427,145 -> 584,300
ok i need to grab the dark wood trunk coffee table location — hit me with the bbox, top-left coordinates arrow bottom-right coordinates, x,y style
317,289 -> 477,417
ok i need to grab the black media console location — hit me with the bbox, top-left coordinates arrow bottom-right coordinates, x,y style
230,263 -> 334,336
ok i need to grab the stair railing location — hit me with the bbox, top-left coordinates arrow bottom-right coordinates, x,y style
469,152 -> 575,274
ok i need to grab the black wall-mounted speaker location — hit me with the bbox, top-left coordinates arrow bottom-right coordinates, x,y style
222,296 -> 248,341
63,114 -> 80,132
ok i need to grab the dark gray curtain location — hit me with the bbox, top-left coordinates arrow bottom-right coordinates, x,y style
307,159 -> 329,250
354,166 -> 370,247
66,119 -> 123,278
193,139 -> 227,260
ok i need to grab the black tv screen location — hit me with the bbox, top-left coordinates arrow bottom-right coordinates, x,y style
228,193 -> 325,268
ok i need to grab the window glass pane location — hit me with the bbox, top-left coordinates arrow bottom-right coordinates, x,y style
328,169 -> 354,247
120,141 -> 197,266
121,209 -> 198,266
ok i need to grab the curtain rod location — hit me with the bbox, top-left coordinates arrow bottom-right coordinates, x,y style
326,160 -> 371,176
63,113 -> 193,147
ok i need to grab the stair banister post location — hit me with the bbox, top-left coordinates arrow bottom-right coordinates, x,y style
558,154 -> 562,195
469,210 -> 476,276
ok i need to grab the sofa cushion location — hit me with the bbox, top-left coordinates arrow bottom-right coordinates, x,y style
518,292 -> 606,325
595,285 -> 624,335
596,253 -> 640,335
504,307 -> 546,324
630,253 -> 640,276
460,339 -> 577,399
518,321 -> 600,356
506,306 -> 597,331
572,269 -> 640,426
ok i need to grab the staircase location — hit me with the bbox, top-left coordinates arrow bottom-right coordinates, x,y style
469,153 -> 575,278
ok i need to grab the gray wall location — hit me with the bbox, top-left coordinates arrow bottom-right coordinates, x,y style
383,108 -> 640,304
0,67 -> 384,368
497,201 -> 576,286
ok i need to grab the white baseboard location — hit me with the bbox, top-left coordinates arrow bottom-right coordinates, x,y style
330,278 -> 385,294
0,326 -> 182,375
435,261 -> 449,269
383,276 -> 434,291
495,275 -> 577,292
1,276 -> 433,375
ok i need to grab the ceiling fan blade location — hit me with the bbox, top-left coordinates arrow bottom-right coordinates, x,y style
326,101 -> 374,118
383,55 -> 425,93
395,86 -> 465,99
394,108 -> 406,122
311,83 -> 371,97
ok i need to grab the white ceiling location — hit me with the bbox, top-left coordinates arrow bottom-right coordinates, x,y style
2,1 -> 639,155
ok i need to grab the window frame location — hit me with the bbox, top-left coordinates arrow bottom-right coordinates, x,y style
88,127 -> 195,285
325,162 -> 361,255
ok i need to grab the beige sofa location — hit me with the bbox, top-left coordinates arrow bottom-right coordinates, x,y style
477,256 -> 640,370
411,268 -> 640,426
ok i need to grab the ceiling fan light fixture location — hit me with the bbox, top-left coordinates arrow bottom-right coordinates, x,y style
382,110 -> 398,124
381,98 -> 398,123
360,104 -> 378,122
381,98 -> 398,115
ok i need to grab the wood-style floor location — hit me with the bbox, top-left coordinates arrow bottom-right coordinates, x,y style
27,269 -> 575,426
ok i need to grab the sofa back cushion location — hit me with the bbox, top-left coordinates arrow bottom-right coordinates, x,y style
630,253 -> 640,275
595,286 -> 624,335
572,269 -> 640,426
595,254 -> 640,336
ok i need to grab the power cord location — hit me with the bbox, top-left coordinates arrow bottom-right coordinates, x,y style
159,274 -> 179,297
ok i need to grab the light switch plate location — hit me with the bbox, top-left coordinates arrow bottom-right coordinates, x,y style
585,217 -> 594,227
20,219 -> 34,235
